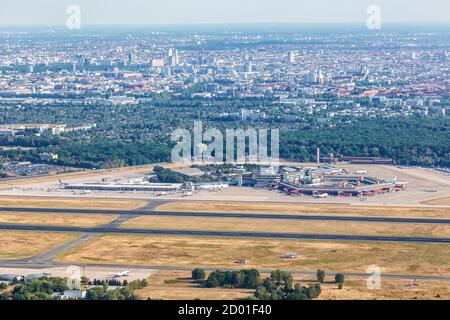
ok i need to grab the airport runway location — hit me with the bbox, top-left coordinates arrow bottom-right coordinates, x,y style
1,222 -> 450,244
1,206 -> 450,225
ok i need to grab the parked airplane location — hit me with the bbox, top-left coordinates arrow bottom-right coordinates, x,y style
110,270 -> 130,278
313,193 -> 329,199
197,184 -> 228,191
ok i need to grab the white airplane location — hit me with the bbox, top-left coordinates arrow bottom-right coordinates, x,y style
197,184 -> 228,191
313,193 -> 329,199
110,270 -> 130,278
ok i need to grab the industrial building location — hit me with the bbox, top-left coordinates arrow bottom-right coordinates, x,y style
320,154 -> 394,165
65,183 -> 183,192
276,165 -> 406,197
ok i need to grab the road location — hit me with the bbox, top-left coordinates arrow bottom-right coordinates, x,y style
1,259 -> 450,282
1,222 -> 450,244
1,206 -> 450,225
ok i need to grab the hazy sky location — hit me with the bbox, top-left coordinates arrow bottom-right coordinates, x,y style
0,0 -> 448,26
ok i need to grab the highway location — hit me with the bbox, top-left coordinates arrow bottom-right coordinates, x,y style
1,206 -> 450,225
1,222 -> 450,244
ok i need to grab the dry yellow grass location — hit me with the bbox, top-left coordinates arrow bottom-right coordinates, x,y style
135,271 -> 450,300
422,197 -> 450,206
157,201 -> 450,219
56,234 -> 450,276
0,212 -> 118,227
136,270 -> 254,300
315,277 -> 450,300
0,196 -> 148,210
0,231 -> 78,260
121,215 -> 450,238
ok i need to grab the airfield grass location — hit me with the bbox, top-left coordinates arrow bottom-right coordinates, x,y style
156,201 -> 450,219
121,215 -> 450,238
135,270 -> 450,300
422,197 -> 450,206
136,270 -> 254,300
56,234 -> 450,277
0,212 -> 119,227
316,277 -> 450,300
0,231 -> 79,260
0,196 -> 148,210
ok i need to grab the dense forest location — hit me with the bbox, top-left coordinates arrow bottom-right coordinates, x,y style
0,101 -> 449,169
281,117 -> 450,167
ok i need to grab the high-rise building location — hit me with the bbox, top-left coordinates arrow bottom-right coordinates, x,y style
288,50 -> 296,64
76,54 -> 85,65
305,72 -> 317,83
128,53 -> 134,65
318,70 -> 325,84
174,49 -> 179,65
168,48 -> 179,66
244,61 -> 253,73
164,66 -> 172,77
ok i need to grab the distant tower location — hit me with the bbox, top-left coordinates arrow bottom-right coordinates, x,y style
244,61 -> 253,73
288,50 -> 296,64
318,70 -> 325,84
168,48 -> 179,67
174,49 -> 179,65
128,52 -> 134,65
316,148 -> 321,164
